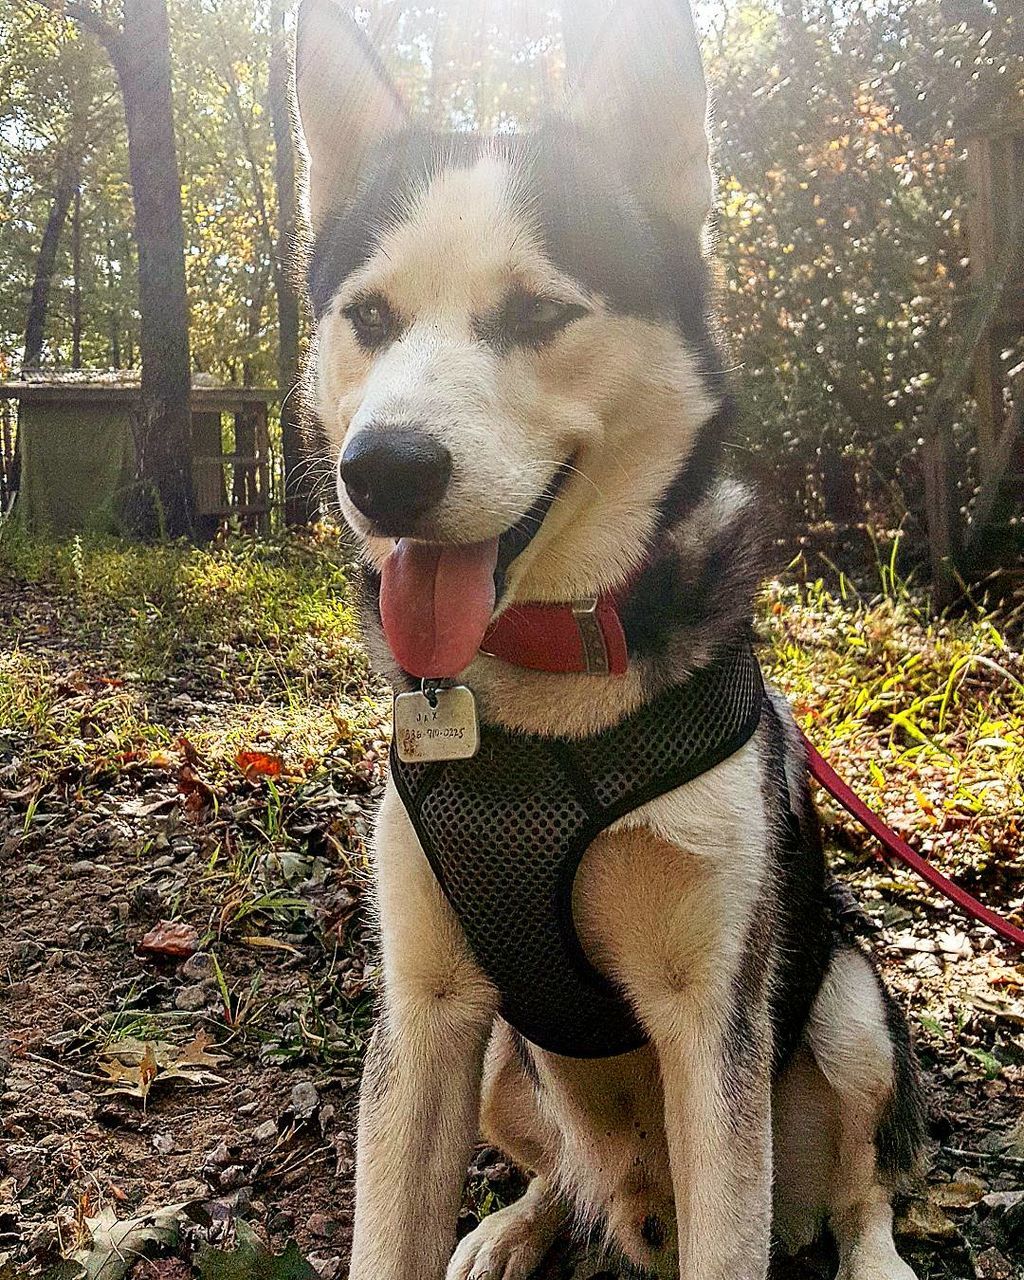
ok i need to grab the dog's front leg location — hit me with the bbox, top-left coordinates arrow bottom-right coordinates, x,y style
349,783 -> 499,1280
598,823 -> 774,1280
648,992 -> 773,1280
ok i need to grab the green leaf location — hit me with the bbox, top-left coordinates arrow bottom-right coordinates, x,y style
195,1220 -> 318,1280
962,1046 -> 1003,1079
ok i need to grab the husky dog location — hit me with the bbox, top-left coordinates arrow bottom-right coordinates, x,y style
294,1 -> 925,1277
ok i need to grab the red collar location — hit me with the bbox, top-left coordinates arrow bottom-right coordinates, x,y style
481,591 -> 631,676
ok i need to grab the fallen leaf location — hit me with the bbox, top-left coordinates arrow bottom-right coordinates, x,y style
174,1031 -> 230,1068
137,921 -> 199,960
138,1043 -> 159,1098
97,1035 -> 230,1100
234,750 -> 284,780
72,1203 -> 191,1280
929,1175 -> 987,1210
896,1197 -> 958,1240
195,1220 -> 316,1280
240,935 -> 302,955
177,765 -> 217,811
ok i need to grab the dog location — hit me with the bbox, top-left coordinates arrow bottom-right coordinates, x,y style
294,1 -> 926,1276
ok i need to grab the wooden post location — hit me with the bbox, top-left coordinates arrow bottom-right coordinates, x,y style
917,193 -> 1024,604
255,400 -> 271,534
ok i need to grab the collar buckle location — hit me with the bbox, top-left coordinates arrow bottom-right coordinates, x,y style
571,598 -> 612,676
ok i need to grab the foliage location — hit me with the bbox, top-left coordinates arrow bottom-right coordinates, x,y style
708,0 -> 1024,541
1,0 -> 1022,549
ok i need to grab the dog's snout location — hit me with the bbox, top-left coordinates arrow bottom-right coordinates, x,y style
339,427 -> 452,531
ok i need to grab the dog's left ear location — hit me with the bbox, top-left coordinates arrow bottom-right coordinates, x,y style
295,0 -> 407,229
569,0 -> 713,234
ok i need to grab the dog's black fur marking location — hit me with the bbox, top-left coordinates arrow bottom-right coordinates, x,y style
756,698 -> 835,1076
511,1028 -> 542,1092
618,483 -> 765,670
653,392 -> 736,534
876,975 -> 927,1183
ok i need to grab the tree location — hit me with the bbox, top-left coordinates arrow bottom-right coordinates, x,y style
61,0 -> 195,538
17,19 -> 99,368
269,2 -> 316,526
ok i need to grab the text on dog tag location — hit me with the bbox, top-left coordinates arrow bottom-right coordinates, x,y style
394,685 -> 480,763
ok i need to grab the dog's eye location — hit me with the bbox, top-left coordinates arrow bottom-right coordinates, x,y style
505,294 -> 588,345
343,296 -> 394,348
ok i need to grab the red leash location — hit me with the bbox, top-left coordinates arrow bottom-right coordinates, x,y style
802,735 -> 1024,950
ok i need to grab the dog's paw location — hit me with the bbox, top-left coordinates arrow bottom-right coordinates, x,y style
836,1248 -> 920,1280
446,1198 -> 559,1280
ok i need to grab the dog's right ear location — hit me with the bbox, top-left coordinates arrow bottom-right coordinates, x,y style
295,0 -> 407,229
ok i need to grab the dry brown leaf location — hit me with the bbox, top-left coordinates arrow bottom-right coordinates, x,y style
137,920 -> 199,959
240,935 -> 302,955
235,749 -> 285,779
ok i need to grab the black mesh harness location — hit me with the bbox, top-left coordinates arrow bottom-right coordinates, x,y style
390,643 -> 766,1058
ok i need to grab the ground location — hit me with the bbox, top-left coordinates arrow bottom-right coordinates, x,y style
0,531 -> 1021,1280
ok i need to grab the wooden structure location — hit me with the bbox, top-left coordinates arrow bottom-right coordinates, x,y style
961,112 -> 1024,579
922,109 -> 1023,601
0,379 -> 278,537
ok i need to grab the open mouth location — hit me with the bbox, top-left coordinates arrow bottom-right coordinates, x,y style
378,461 -> 574,679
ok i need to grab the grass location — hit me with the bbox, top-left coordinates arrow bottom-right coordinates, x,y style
763,564 -> 1024,879
0,526 -> 388,787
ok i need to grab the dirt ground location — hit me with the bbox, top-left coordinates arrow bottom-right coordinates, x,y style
1,556 -> 1022,1280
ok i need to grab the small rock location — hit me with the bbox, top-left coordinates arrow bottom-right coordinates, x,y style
179,951 -> 213,981
237,1100 -> 260,1116
174,983 -> 209,1012
152,1132 -> 177,1155
306,1212 -> 338,1239
217,1165 -> 249,1191
982,1189 -> 1024,1212
252,1120 -> 278,1143
290,1080 -> 319,1121
309,1253 -> 342,1279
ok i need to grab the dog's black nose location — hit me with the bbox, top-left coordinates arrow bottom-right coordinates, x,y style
339,427 -> 452,531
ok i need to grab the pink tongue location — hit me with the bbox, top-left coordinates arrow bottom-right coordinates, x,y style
380,539 -> 499,678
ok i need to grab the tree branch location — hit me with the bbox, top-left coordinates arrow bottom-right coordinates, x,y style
59,2 -> 128,74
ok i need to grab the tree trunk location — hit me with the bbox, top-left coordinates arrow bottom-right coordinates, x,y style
270,4 -> 316,526
115,0 -> 194,537
71,185 -> 83,368
23,149 -> 81,368
104,219 -> 121,367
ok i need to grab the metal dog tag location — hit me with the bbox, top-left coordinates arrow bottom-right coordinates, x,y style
394,683 -> 480,763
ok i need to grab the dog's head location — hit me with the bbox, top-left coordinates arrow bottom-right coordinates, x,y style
296,0 -> 722,680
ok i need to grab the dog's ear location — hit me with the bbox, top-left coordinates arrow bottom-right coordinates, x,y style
569,0 -> 712,234
295,0 -> 407,228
